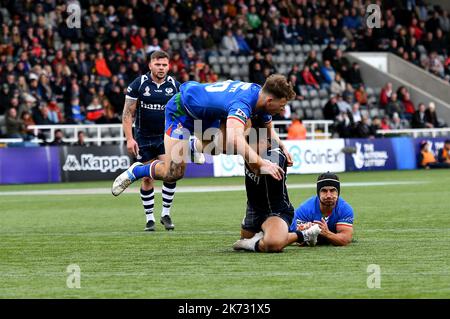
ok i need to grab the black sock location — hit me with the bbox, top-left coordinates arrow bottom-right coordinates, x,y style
295,231 -> 305,243
254,239 -> 261,252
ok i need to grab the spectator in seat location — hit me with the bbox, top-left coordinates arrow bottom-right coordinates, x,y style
354,84 -> 368,107
411,102 -> 431,128
50,129 -> 67,146
425,102 -> 440,128
330,72 -> 346,96
401,91 -> 415,121
379,82 -> 393,108
5,107 -> 24,138
323,95 -> 340,121
386,92 -> 404,119
221,29 -> 240,56
73,131 -> 88,147
287,114 -> 307,140
391,112 -> 407,130
86,96 -> 105,123
95,51 -> 112,78
320,60 -> 336,85
347,63 -> 363,88
301,65 -> 320,90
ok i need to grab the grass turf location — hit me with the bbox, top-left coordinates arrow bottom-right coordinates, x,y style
1,170 -> 449,298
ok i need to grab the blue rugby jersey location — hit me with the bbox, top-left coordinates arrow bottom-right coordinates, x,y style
178,80 -> 272,125
126,73 -> 180,136
289,196 -> 354,233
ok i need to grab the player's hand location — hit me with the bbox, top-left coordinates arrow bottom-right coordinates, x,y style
127,138 -> 139,158
259,159 -> 284,181
315,218 -> 330,234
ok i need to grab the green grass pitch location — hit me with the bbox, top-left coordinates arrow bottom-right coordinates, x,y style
1,170 -> 449,298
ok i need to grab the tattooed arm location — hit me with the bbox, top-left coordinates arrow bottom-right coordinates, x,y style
123,97 -> 139,157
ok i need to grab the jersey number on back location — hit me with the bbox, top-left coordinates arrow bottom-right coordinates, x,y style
204,81 -> 252,93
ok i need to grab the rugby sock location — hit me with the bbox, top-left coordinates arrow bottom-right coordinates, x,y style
133,164 -> 150,179
295,230 -> 305,243
254,239 -> 261,252
141,188 -> 155,222
161,182 -> 176,217
149,160 -> 163,179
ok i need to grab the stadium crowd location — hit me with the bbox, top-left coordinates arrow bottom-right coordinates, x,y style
0,0 -> 449,140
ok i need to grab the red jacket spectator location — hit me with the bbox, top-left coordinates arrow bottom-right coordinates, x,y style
95,53 -> 112,78
302,66 -> 319,87
379,82 -> 393,108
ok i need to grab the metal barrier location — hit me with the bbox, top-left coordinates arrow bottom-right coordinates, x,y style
376,128 -> 450,138
272,120 -> 334,139
1,120 -> 334,145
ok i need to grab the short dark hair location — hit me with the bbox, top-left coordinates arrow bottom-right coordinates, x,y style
150,50 -> 170,61
261,74 -> 296,100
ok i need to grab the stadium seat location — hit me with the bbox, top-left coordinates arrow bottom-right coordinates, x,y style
361,109 -> 369,119
209,56 -> 218,64
237,56 -> 247,64
296,108 -> 304,119
293,44 -> 302,53
304,107 -> 314,119
308,89 -> 318,99
301,100 -> 311,108
239,64 -> 249,76
291,100 -> 302,110
310,99 -> 320,109
168,33 -> 177,41
319,88 -> 328,98
284,44 -> 294,53
366,87 -> 375,96
275,44 -> 284,53
313,109 -> 324,120
294,54 -> 305,64
212,64 -> 221,74
302,44 -> 312,53
221,64 -> 230,74
177,33 -> 187,41
370,108 -> 380,118
312,44 -> 320,52
320,98 -> 328,108
218,56 -> 227,64
228,56 -> 237,64
64,128 -> 75,139
229,66 -> 239,77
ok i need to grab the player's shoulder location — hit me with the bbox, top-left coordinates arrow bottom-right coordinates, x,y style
337,197 -> 354,215
297,196 -> 317,211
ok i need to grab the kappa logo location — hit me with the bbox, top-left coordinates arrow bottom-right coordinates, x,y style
143,86 -> 151,96
63,154 -> 130,173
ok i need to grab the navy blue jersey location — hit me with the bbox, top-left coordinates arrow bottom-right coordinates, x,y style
179,80 -> 272,125
244,148 -> 294,214
126,73 -> 180,136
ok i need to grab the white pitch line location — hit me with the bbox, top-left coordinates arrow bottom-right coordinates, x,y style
0,181 -> 428,196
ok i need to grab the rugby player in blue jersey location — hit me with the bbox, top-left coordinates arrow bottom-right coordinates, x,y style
112,74 -> 296,195
122,50 -> 181,231
289,172 -> 354,246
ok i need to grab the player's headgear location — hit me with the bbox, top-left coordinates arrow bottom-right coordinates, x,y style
317,172 -> 340,197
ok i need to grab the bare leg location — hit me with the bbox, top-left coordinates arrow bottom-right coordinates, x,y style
258,216 -> 289,253
152,135 -> 188,183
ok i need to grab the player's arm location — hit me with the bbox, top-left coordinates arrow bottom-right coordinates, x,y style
122,97 -> 139,157
316,219 -> 353,246
265,121 -> 293,167
226,117 -> 283,181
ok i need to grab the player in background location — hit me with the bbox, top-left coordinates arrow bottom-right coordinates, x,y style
122,50 -> 181,231
112,75 -> 296,196
232,116 -> 321,253
288,172 -> 354,246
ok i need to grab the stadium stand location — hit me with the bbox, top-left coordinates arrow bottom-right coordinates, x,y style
0,0 -> 449,143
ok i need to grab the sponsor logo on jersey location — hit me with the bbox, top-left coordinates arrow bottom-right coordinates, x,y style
141,102 -> 165,110
143,86 -> 151,96
63,154 -> 130,173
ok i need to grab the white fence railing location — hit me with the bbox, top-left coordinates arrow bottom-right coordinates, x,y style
1,121 -> 335,146
272,120 -> 334,139
376,128 -> 450,138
